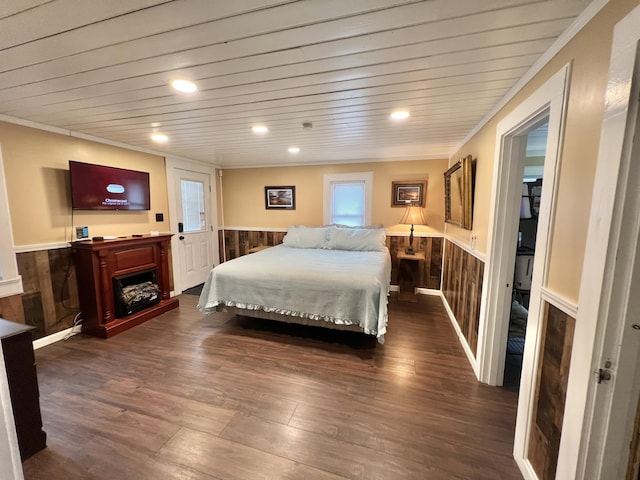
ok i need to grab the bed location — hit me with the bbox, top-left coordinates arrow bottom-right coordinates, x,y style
197,225 -> 392,343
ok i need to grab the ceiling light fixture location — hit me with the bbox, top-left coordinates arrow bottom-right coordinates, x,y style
151,133 -> 168,143
171,79 -> 197,93
391,110 -> 410,120
252,125 -> 269,134
288,147 -> 300,154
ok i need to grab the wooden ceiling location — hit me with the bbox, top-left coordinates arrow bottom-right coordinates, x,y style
0,0 -> 590,168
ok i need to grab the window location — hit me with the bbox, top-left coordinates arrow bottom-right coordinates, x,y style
323,172 -> 373,226
180,179 -> 205,232
0,146 -> 23,298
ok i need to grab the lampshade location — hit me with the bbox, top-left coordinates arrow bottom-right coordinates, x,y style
399,204 -> 427,226
399,204 -> 426,255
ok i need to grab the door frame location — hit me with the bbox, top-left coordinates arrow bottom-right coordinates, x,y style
570,5 -> 640,479
478,64 -> 570,386
165,157 -> 219,294
476,65 -> 570,478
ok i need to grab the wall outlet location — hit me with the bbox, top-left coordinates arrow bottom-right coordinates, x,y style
155,213 -> 164,222
471,235 -> 477,250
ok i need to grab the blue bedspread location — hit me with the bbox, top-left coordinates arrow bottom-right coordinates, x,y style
197,245 -> 391,343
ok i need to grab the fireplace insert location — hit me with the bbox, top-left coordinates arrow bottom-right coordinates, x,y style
113,268 -> 160,318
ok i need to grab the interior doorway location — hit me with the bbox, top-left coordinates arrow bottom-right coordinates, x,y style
475,65 -> 570,475
504,122 -> 548,388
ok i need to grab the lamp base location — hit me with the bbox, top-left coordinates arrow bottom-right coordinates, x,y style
405,224 -> 416,255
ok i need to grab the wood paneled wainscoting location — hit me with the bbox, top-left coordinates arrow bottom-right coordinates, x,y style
219,229 -> 444,290
3,242 -> 177,341
441,239 -> 484,355
219,229 -> 286,261
387,235 -> 443,290
527,302 -> 576,480
0,247 -> 80,338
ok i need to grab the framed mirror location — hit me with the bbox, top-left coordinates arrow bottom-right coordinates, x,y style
444,155 -> 474,230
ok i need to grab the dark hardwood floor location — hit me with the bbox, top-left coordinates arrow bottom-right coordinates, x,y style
22,293 -> 522,479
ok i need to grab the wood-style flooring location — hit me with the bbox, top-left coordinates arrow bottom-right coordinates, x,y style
22,293 -> 522,480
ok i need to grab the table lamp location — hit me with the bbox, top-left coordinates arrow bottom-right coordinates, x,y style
399,203 -> 427,254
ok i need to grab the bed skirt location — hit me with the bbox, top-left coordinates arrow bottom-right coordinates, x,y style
218,305 -> 366,333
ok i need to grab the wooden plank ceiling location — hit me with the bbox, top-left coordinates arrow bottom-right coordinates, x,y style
0,0 -> 590,167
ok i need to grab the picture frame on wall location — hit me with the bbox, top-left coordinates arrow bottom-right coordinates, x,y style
391,180 -> 427,207
265,186 -> 296,210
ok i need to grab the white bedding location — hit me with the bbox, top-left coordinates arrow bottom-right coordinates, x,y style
197,244 -> 391,343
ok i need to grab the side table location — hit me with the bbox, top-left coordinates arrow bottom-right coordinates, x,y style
397,251 -> 425,302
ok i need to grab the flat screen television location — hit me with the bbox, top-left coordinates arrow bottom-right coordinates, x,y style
69,160 -> 151,211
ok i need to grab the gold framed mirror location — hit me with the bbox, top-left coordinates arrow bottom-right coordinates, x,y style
444,154 -> 474,230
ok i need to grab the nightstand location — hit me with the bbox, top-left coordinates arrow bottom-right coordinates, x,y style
397,251 -> 425,302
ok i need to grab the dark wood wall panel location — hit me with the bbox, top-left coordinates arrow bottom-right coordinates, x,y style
528,302 -> 576,480
387,236 -> 443,290
219,230 -> 444,290
219,229 -> 287,261
15,248 -> 79,339
0,294 -> 26,325
441,239 -> 484,355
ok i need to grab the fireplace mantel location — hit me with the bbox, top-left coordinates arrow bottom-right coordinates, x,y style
71,234 -> 179,337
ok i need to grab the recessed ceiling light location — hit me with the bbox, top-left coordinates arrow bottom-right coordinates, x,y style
171,79 -> 197,93
288,147 -> 300,154
252,125 -> 269,134
391,110 -> 410,120
151,133 -> 168,143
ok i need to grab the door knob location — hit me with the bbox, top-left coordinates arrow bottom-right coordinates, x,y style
179,235 -> 185,240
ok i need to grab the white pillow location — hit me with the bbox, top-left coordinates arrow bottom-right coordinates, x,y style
327,224 -> 383,229
282,226 -> 328,249
326,226 -> 387,251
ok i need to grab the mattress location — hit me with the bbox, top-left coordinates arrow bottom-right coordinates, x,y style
197,244 -> 391,343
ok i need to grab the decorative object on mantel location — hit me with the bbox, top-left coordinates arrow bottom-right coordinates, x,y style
391,180 -> 427,207
399,203 -> 427,255
444,154 -> 474,230
265,186 -> 296,210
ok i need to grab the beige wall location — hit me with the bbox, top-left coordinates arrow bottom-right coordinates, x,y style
448,0 -> 637,303
221,159 -> 448,235
0,122 -> 170,246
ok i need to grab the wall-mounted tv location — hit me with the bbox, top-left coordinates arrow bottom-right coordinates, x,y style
69,160 -> 151,211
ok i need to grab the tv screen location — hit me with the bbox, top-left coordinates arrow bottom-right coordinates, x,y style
69,161 -> 150,211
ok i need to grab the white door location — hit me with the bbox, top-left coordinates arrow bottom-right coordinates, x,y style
574,6 -> 640,477
173,168 -> 215,291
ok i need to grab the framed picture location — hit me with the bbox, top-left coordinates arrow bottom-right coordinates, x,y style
391,180 -> 427,207
265,186 -> 296,209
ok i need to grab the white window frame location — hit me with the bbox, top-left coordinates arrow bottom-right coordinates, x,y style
0,145 -> 23,298
323,172 -> 373,226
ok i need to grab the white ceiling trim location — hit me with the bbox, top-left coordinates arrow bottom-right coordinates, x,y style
453,0 -> 609,157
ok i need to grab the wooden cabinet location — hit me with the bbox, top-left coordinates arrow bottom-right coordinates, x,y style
71,234 -> 179,338
397,252 -> 425,302
0,319 -> 46,461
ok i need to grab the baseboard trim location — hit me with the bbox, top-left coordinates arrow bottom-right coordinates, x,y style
416,287 -> 441,296
32,326 -> 79,350
390,285 -> 440,296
